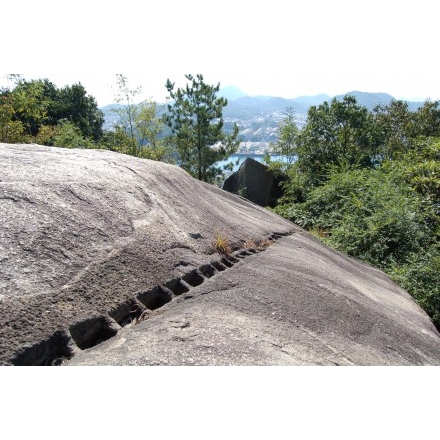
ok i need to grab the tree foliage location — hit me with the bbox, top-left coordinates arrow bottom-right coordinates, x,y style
274,106 -> 298,166
9,78 -> 49,136
274,96 -> 440,330
110,75 -> 173,161
52,82 -> 104,141
112,74 -> 141,155
164,74 -> 239,183
52,120 -> 96,149
265,107 -> 299,174
0,76 -> 104,144
294,95 -> 376,188
0,94 -> 26,143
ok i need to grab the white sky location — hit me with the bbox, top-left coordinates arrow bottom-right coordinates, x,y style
2,1 -> 439,106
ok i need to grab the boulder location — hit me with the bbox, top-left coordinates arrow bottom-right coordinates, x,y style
68,234 -> 440,366
1,143 -> 440,366
223,157 -> 284,207
0,143 -> 294,365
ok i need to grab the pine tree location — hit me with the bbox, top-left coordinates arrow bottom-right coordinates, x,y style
164,74 -> 239,183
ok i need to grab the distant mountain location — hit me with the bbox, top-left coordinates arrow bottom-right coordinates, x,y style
225,96 -> 309,115
100,104 -> 124,113
224,90 -> 428,121
332,91 -> 426,112
219,85 -> 248,101
333,91 -> 395,110
100,90 -> 428,142
293,94 -> 331,107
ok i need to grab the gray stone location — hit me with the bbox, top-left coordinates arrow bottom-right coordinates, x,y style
68,234 -> 440,366
0,143 -> 294,365
1,143 -> 440,366
223,157 -> 283,207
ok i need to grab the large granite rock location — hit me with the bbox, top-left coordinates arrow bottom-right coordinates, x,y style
68,234 -> 440,366
1,143 -> 440,365
223,157 -> 284,207
0,143 -> 294,365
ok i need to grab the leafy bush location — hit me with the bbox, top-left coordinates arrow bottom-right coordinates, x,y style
389,246 -> 440,329
52,120 -> 95,149
309,168 -> 425,266
275,154 -> 440,330
0,95 -> 27,143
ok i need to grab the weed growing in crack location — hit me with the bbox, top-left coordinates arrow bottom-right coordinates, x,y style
244,237 -> 258,250
257,238 -> 273,250
212,232 -> 232,257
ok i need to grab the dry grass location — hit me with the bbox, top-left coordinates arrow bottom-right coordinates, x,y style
256,238 -> 272,250
212,232 -> 232,257
212,233 -> 275,257
244,236 -> 273,251
243,237 -> 258,250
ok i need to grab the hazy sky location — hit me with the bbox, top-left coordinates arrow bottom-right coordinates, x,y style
2,0 -> 439,106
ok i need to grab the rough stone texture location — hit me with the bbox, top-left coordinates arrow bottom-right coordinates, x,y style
1,143 -> 440,366
223,157 -> 283,207
68,234 -> 440,366
0,143 -> 294,365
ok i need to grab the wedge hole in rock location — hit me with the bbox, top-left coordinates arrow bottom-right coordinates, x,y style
220,257 -> 234,268
239,250 -> 252,257
69,316 -> 120,350
164,278 -> 190,296
137,285 -> 173,310
109,298 -> 146,328
12,330 -> 76,366
199,264 -> 217,278
228,256 -> 240,263
211,261 -> 227,272
182,270 -> 205,287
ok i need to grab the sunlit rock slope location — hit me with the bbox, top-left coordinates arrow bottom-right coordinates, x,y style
1,143 -> 439,365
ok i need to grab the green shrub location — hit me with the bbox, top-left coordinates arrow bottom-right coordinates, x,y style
53,120 -> 95,149
389,246 -> 440,329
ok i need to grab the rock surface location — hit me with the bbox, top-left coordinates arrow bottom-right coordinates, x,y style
1,143 -> 440,366
223,157 -> 284,207
67,234 -> 440,366
0,143 -> 294,365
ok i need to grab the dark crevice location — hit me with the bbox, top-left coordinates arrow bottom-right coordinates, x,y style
233,250 -> 254,259
271,232 -> 290,240
137,285 -> 173,310
164,278 -> 190,296
69,316 -> 120,350
12,330 -> 76,366
182,270 -> 205,287
211,261 -> 227,272
220,257 -> 234,268
109,298 -> 146,328
199,264 -> 217,278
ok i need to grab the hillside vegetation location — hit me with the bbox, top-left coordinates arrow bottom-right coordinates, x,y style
270,96 -> 440,329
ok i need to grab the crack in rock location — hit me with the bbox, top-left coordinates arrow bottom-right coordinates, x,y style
13,232 -> 292,365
